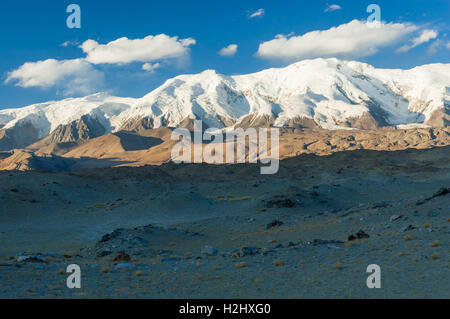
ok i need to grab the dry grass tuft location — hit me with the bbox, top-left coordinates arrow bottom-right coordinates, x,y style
333,261 -> 343,270
101,267 -> 110,274
235,262 -> 248,269
431,240 -> 440,247
273,260 -> 284,267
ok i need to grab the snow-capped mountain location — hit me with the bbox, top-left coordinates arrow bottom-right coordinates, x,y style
0,58 -> 449,150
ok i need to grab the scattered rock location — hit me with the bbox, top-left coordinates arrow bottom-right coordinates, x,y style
401,225 -> 416,232
114,263 -> 135,271
201,246 -> 218,256
417,187 -> 449,205
266,220 -> 284,229
427,211 -> 440,217
434,187 -> 450,197
99,234 -> 113,243
356,230 -> 370,239
239,247 -> 260,257
96,248 -> 112,258
266,197 -> 295,208
348,230 -> 370,241
113,251 -> 131,262
373,202 -> 389,209
16,255 -> 46,263
99,229 -> 123,243
390,215 -> 403,222
228,247 -> 261,258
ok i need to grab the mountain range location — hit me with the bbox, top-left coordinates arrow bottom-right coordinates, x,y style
1,58 -> 449,152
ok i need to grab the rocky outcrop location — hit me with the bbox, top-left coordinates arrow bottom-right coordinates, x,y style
0,150 -> 76,171
336,112 -> 383,130
426,106 -> 450,128
0,122 -> 40,151
119,116 -> 154,132
287,117 -> 320,130
33,115 -> 106,148
234,114 -> 276,129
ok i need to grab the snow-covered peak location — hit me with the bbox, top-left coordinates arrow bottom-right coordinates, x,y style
0,93 -> 136,137
0,58 -> 449,141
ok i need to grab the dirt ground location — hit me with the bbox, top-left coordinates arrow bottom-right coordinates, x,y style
0,147 -> 448,298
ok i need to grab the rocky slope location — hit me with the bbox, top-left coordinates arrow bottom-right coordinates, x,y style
0,146 -> 448,298
1,127 -> 448,172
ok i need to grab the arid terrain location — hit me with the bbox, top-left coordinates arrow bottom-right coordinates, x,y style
0,127 -> 449,171
0,140 -> 448,298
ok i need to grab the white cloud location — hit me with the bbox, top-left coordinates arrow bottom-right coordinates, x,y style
5,58 -> 104,95
142,62 -> 161,72
325,4 -> 342,12
426,40 -> 442,56
5,33 -> 196,95
218,44 -> 238,57
249,8 -> 265,19
447,41 -> 450,49
256,20 -> 418,61
397,29 -> 438,53
81,34 -> 196,65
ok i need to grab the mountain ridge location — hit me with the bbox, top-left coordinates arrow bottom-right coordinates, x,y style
0,58 -> 449,151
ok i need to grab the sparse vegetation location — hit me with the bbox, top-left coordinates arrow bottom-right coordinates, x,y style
101,267 -> 110,274
235,262 -> 248,269
273,260 -> 284,267
431,240 -> 440,247
333,262 -> 343,270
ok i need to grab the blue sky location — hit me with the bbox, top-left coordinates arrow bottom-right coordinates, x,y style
1,0 -> 449,109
